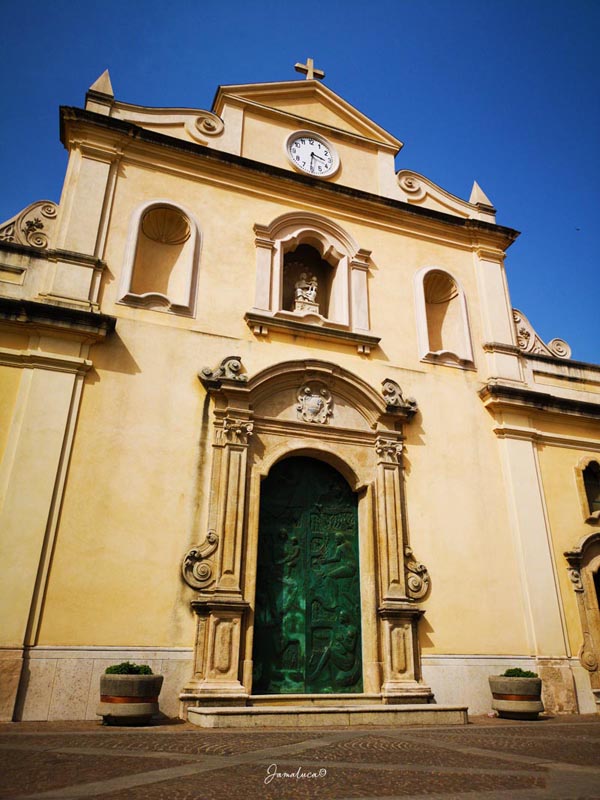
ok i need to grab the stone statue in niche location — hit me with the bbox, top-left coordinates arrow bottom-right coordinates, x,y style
294,272 -> 319,313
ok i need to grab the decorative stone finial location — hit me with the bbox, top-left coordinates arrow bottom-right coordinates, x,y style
381,379 -> 418,415
199,356 -> 248,388
88,69 -> 114,97
469,180 -> 495,209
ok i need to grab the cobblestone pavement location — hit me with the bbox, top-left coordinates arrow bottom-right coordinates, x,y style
0,715 -> 599,800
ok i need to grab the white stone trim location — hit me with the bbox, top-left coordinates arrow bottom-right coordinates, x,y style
118,198 -> 201,316
414,266 -> 474,368
251,212 -> 371,333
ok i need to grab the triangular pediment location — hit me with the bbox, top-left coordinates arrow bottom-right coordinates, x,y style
213,80 -> 402,151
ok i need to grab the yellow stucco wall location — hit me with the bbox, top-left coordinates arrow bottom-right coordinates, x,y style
537,437 -> 600,656
0,364 -> 21,467
36,151 -> 528,654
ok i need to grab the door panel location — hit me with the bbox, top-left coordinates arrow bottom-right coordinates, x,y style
253,457 -> 362,694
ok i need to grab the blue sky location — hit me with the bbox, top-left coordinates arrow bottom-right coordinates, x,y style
2,0 -> 598,362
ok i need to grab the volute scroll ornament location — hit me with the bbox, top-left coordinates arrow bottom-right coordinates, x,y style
199,356 -> 248,388
0,200 -> 58,250
194,113 -> 224,136
513,309 -> 572,360
397,173 -> 425,200
381,379 -> 418,415
297,384 -> 333,424
405,545 -> 430,600
580,638 -> 598,673
182,530 -> 219,590
567,567 -> 584,593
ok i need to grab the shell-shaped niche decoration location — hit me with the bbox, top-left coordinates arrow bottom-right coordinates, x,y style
141,206 -> 190,245
424,270 -> 459,304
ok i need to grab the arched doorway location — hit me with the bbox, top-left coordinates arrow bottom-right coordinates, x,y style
253,456 -> 362,694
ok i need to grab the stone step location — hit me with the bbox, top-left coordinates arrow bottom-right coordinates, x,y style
187,704 -> 468,729
249,693 -> 383,707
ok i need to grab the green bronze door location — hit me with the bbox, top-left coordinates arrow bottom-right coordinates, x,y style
253,457 -> 362,694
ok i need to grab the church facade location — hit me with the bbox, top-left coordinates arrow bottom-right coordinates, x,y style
1,64 -> 599,723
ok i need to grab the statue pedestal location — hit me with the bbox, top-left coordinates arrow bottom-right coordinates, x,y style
294,299 -> 319,314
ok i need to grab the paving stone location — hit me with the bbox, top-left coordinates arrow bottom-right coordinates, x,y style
299,734 -> 547,770
419,729 -> 600,767
0,731 -> 319,757
91,763 -> 546,799
0,749 -> 188,799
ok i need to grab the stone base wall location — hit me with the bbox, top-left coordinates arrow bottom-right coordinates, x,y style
12,647 -> 194,721
8,649 -> 597,721
422,655 -> 597,715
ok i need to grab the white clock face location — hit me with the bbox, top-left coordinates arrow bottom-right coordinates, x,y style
286,131 -> 339,177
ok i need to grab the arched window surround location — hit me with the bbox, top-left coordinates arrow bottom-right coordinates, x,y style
118,199 -> 201,316
575,456 -> 600,524
246,212 -> 379,354
414,266 -> 474,368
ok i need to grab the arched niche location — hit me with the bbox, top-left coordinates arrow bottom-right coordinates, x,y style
414,266 -> 474,368
118,200 -> 201,315
248,213 -> 378,353
575,456 -> 600,524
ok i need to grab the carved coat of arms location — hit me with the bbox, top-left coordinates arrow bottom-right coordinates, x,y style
297,384 -> 333,424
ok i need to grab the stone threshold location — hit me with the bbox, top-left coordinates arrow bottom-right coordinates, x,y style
188,703 -> 468,728
249,693 -> 383,707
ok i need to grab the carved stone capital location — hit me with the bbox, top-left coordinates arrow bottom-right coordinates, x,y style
405,546 -> 430,600
217,417 -> 254,445
296,383 -> 333,424
182,531 -> 219,590
381,379 -> 418,415
199,356 -> 248,389
375,436 -> 403,463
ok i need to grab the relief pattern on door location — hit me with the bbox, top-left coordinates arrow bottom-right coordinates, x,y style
253,457 -> 362,694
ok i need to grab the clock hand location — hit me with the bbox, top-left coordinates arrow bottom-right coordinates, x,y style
311,152 -> 326,162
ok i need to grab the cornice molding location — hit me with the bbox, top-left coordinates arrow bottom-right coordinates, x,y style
0,297 -> 116,341
59,107 -> 519,247
480,381 -> 600,421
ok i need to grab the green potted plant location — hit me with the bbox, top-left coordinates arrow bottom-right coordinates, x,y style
97,662 -> 163,726
489,668 -> 544,720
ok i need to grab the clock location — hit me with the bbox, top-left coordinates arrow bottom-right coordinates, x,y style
286,131 -> 339,177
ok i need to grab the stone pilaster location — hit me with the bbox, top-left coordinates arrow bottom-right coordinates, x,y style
182,367 -> 253,703
374,434 -> 432,702
374,435 -> 407,600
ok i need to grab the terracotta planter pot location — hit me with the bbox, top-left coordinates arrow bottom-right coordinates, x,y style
489,675 -> 544,720
97,673 -> 164,726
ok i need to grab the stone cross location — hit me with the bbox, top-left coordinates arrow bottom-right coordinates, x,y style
294,57 -> 325,81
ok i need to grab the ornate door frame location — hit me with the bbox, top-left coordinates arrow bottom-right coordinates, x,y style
565,532 -> 600,708
181,358 -> 432,708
